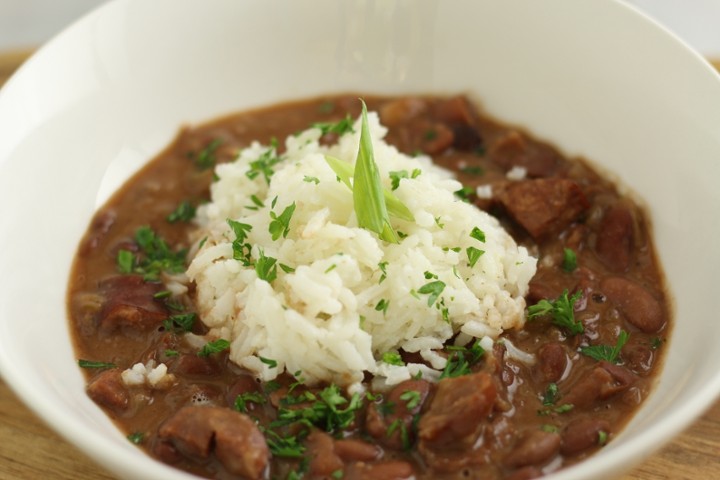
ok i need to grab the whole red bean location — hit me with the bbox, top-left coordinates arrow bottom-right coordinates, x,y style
561,417 -> 611,456
601,277 -> 665,333
504,429 -> 561,468
537,342 -> 568,382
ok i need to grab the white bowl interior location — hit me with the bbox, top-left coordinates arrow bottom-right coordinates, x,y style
1,0 -> 720,479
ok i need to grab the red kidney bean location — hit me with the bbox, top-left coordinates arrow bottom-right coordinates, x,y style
537,342 -> 568,382
595,204 -> 635,272
601,277 -> 665,333
561,417 -> 611,456
504,429 -> 561,468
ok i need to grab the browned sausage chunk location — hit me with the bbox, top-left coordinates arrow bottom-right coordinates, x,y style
344,460 -> 415,480
86,368 -> 129,414
595,204 -> 635,272
495,178 -> 589,240
97,275 -> 169,334
601,277 -> 665,333
488,130 -> 559,177
561,417 -> 611,456
504,429 -> 561,468
157,406 -> 269,479
366,379 -> 431,450
563,362 -> 637,409
418,372 -> 496,471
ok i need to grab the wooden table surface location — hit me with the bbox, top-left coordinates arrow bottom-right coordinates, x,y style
1,50 -> 719,480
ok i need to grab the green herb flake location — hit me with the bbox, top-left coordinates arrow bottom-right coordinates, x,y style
378,261 -> 388,284
153,290 -> 172,299
303,175 -> 320,185
423,271 -> 438,280
331,469 -> 344,479
123,226 -> 187,281
234,392 -> 266,413
163,313 -> 196,333
166,200 -> 196,223
598,430 -> 609,445
117,249 -> 135,274
470,226 -> 486,243
382,352 -> 405,366
191,138 -> 222,170
279,263 -> 296,274
562,247 -> 578,272
461,165 -> 484,176
399,390 -> 421,409
389,170 -> 409,191
417,280 -> 446,307
259,356 -> 278,368
254,249 -> 278,283
538,404 -> 574,416
439,339 -> 485,379
528,289 -> 584,335
454,186 -> 474,202
580,330 -> 629,364
271,384 -> 364,434
127,432 -> 144,444
540,424 -> 559,433
264,429 -> 305,458
164,349 -> 180,357
269,202 -> 296,241
246,144 -> 283,185
651,337 -> 663,350
324,264 -> 337,274
77,359 -> 116,369
197,338 -> 231,357
312,114 -> 355,136
542,383 -> 559,406
375,298 -> 390,315
466,246 -> 485,268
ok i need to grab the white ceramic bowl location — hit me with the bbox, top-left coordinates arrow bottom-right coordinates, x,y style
1,1 -> 720,479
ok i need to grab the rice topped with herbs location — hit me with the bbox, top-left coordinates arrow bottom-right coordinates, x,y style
186,105 -> 536,389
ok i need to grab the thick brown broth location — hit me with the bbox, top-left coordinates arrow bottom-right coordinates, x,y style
68,95 -> 669,480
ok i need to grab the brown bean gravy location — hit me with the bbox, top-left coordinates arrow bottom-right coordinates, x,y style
68,95 -> 670,480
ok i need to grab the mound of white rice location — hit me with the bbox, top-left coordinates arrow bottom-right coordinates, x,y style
186,111 -> 536,388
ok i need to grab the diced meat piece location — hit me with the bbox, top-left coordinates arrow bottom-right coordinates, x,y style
421,122 -> 455,155
433,96 -> 477,126
379,98 -> 428,126
504,429 -> 561,468
536,343 -> 568,383
418,372 -> 496,449
366,379 -> 431,450
595,204 -> 635,272
488,131 -> 559,177
601,277 -> 665,333
97,276 -> 169,334
307,430 -> 344,477
495,178 -> 589,240
561,417 -> 611,456
157,406 -> 269,479
171,354 -> 221,376
86,369 -> 129,414
451,124 -> 483,151
562,362 -> 637,409
344,460 -> 415,480
334,439 -> 381,462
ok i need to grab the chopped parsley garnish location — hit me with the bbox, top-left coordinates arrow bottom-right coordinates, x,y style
538,404 -> 574,416
117,226 -> 187,281
162,313 -> 196,333
227,219 -> 253,265
460,165 -> 484,175
542,383 -> 559,406
375,298 -> 390,315
166,200 -> 196,223
580,330 -> 629,364
454,185 -> 474,202
466,246 -> 485,267
255,250 -> 278,282
77,359 -> 116,369
324,264 -> 337,273
153,290 -> 172,299
190,138 -> 222,170
386,418 -> 411,449
399,390 -> 421,409
650,337 -> 663,350
127,432 -> 144,444
164,349 -> 180,357
331,469 -> 344,479
246,141 -> 282,184
312,114 -> 355,136
540,424 -> 559,433
263,429 -> 306,458
382,352 -> 405,366
303,175 -> 320,184
424,270 -> 438,280
417,280 -> 446,307
259,356 -> 278,368
378,261 -> 388,283
234,392 -> 266,413
528,289 -> 584,335
269,202 -> 296,240
197,339 -> 231,357
439,339 -> 485,379
562,247 -> 578,272
272,384 -> 363,434
245,194 -> 265,210
388,169 -> 421,190
598,430 -> 609,445
279,263 -> 295,273
470,226 -> 486,243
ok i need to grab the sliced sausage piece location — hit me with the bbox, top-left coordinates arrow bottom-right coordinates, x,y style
157,406 -> 269,479
334,439 -> 381,462
595,204 -> 635,272
86,368 -> 130,414
418,372 -> 496,448
601,277 -> 665,333
561,417 -> 611,456
562,362 -> 637,409
488,130 -> 559,177
366,379 -> 431,450
504,429 -> 561,468
379,97 -> 427,126
495,178 -> 589,240
97,275 -> 169,334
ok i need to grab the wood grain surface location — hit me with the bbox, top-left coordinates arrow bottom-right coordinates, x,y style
1,51 -> 719,480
